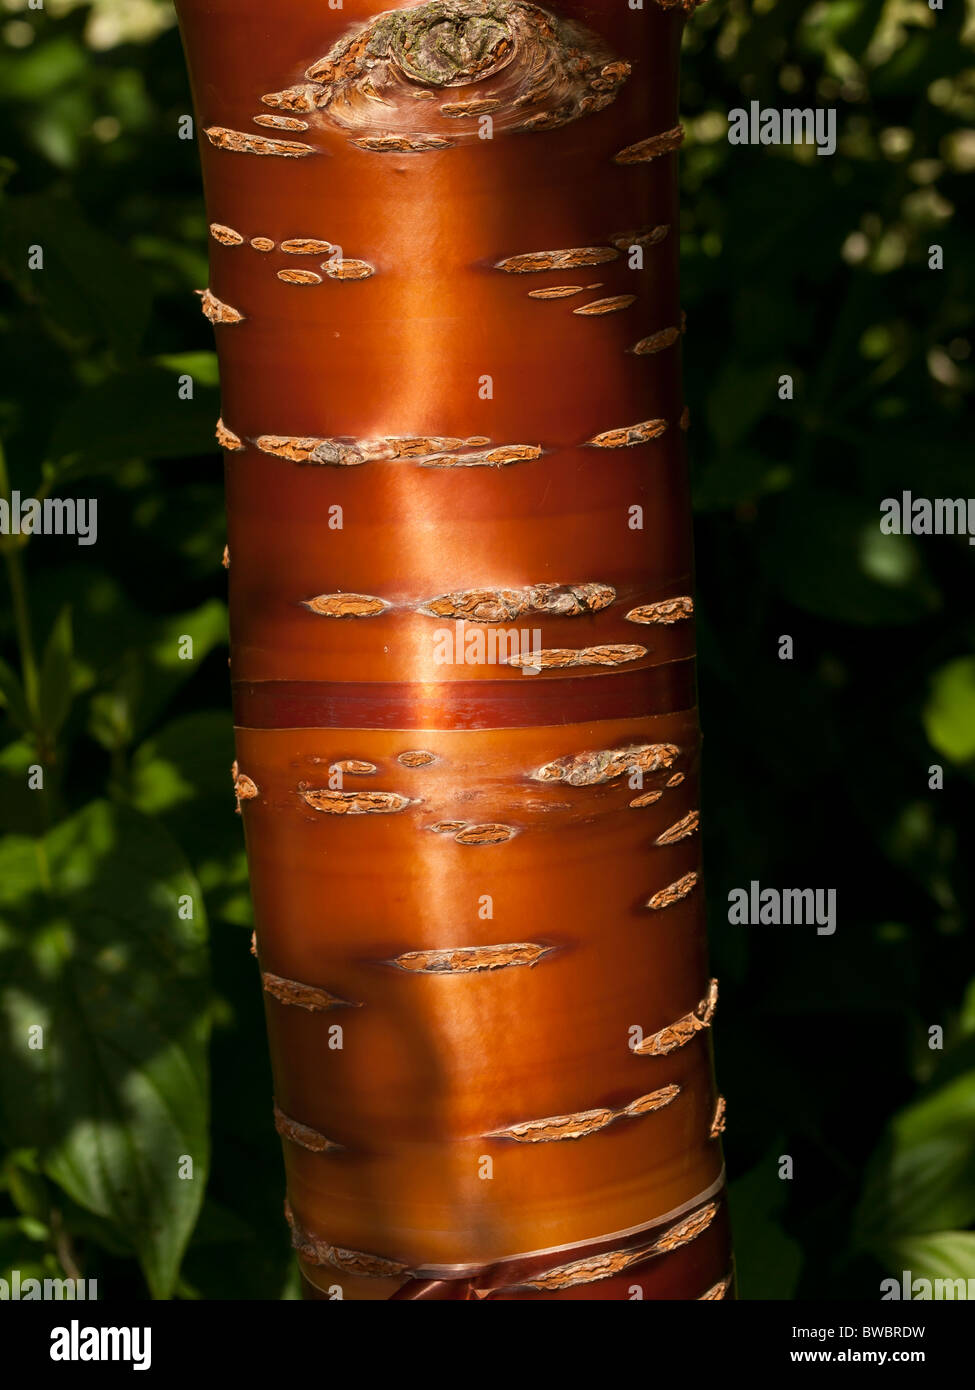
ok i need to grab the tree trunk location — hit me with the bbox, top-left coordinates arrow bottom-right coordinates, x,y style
175,0 -> 732,1300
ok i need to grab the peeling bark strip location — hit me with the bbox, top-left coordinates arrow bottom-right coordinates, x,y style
506,644 -> 647,670
397,750 -> 437,767
285,1203 -> 409,1278
488,1085 -> 679,1143
587,418 -> 668,448
323,258 -> 375,280
647,870 -> 700,911
453,823 -> 516,844
387,942 -> 553,973
262,972 -> 358,1012
273,1102 -> 342,1153
709,1096 -> 727,1139
655,810 -> 699,845
633,979 -> 718,1057
253,114 -> 310,131
196,289 -> 244,324
256,435 -> 393,466
332,759 -> 377,774
666,772 -> 685,787
495,246 -> 618,273
679,406 -> 690,431
299,1 -> 630,145
700,1273 -> 733,1300
626,596 -> 694,625
278,268 -> 323,285
527,285 -> 584,299
421,581 -> 613,623
215,418 -> 244,451
631,325 -> 681,356
613,124 -> 685,165
429,820 -> 468,834
204,125 -> 316,157
533,743 -> 680,787
280,238 -> 334,254
301,788 -> 412,814
301,593 -> 389,617
231,760 -> 258,812
573,295 -> 636,316
209,222 -> 243,246
221,544 -> 230,570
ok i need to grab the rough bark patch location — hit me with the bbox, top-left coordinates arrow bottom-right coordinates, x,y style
533,742 -> 680,787
353,133 -> 452,151
428,820 -> 468,834
453,823 -> 516,845
331,759 -> 377,775
323,258 -> 375,280
280,238 -> 335,255
633,979 -> 718,1057
421,581 -> 613,623
573,295 -> 636,316
440,97 -> 501,117
262,972 -> 358,1012
204,125 -> 316,157
418,444 -> 542,467
630,790 -> 663,808
221,545 -> 230,570
651,1201 -> 719,1254
700,1272 -> 733,1300
709,1096 -> 727,1138
196,289 -> 244,324
397,750 -> 437,767
613,124 -> 685,165
387,942 -> 553,973
215,418 -> 244,451
253,114 -> 310,131
506,644 -> 647,670
587,418 -> 668,448
277,268 -> 323,285
257,435 -> 395,466
666,772 -> 685,787
647,870 -> 699,910
262,84 -> 322,112
655,810 -> 699,845
250,237 -> 275,252
209,223 -> 243,246
273,1102 -> 341,1153
495,246 -> 618,273
302,592 -> 389,618
489,1084 -> 679,1144
301,788 -> 411,814
625,596 -> 693,625
231,760 -> 257,812
285,1203 -> 408,1278
527,285 -> 585,299
630,325 -> 682,356
609,224 -> 669,250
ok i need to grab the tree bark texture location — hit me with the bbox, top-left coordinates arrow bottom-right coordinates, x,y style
174,0 -> 733,1300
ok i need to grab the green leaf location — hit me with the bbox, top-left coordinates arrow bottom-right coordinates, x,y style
0,656 -> 32,734
46,366 -> 221,482
87,598 -> 228,751
0,801 -> 210,1298
38,606 -> 73,740
0,194 -> 151,356
880,1232 -> 975,1290
923,658 -> 975,765
130,711 -> 251,926
728,1149 -> 803,1299
855,1070 -> 975,1244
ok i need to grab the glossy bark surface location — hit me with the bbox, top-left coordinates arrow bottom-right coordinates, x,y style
175,0 -> 732,1298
